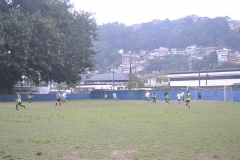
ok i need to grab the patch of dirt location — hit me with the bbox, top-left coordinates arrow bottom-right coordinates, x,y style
62,155 -> 90,160
111,150 -> 137,160
199,154 -> 224,160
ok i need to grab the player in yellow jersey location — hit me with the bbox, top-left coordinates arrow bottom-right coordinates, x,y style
16,93 -> 25,110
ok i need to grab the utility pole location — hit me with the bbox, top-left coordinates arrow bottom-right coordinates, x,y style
206,64 -> 211,86
198,60 -> 201,86
112,68 -> 115,91
129,52 -> 132,90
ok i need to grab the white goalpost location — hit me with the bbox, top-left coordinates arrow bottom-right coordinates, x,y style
223,85 -> 233,102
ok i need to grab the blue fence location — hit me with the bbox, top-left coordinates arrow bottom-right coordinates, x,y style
0,89 -> 240,102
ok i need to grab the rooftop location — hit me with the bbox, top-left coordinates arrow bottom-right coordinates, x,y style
84,73 -> 129,82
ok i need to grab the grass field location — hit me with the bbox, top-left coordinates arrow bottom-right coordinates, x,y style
0,99 -> 240,160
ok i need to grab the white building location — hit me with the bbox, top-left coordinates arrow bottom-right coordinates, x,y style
167,69 -> 240,87
141,74 -> 168,88
216,48 -> 231,63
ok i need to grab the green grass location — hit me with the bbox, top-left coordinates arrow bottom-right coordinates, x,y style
0,99 -> 240,160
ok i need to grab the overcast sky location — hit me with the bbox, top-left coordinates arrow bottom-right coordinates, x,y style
72,0 -> 240,26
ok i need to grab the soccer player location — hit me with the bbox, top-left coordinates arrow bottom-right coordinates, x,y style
164,90 -> 170,105
28,91 -> 33,105
198,90 -> 202,100
145,90 -> 150,102
181,91 -> 185,102
16,93 -> 25,110
152,92 -> 156,103
104,92 -> 108,101
186,90 -> 191,108
55,91 -> 61,106
61,91 -> 67,103
113,92 -> 118,101
176,91 -> 181,104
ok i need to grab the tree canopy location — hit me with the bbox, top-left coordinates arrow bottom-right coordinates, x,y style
98,16 -> 240,51
0,0 -> 98,94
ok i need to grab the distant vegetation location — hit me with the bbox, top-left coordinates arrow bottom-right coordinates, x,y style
95,16 -> 240,73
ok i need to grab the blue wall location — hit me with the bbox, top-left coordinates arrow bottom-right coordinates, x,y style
91,89 -> 240,102
1,89 -> 239,102
0,93 -> 90,102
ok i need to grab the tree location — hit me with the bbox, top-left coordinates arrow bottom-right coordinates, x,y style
143,55 -> 189,73
217,62 -> 240,70
191,52 -> 218,71
0,9 -> 33,93
0,0 -> 98,94
128,73 -> 144,89
94,40 -> 122,73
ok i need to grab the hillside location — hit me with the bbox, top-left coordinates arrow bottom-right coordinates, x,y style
93,15 -> 240,73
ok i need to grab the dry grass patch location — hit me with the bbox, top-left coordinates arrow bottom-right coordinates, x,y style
111,150 -> 137,159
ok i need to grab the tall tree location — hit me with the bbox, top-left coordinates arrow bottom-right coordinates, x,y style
0,0 -> 98,94
0,9 -> 33,93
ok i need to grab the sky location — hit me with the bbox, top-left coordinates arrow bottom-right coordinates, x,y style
72,0 -> 240,26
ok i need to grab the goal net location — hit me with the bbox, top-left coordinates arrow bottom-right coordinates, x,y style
186,86 -> 233,101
